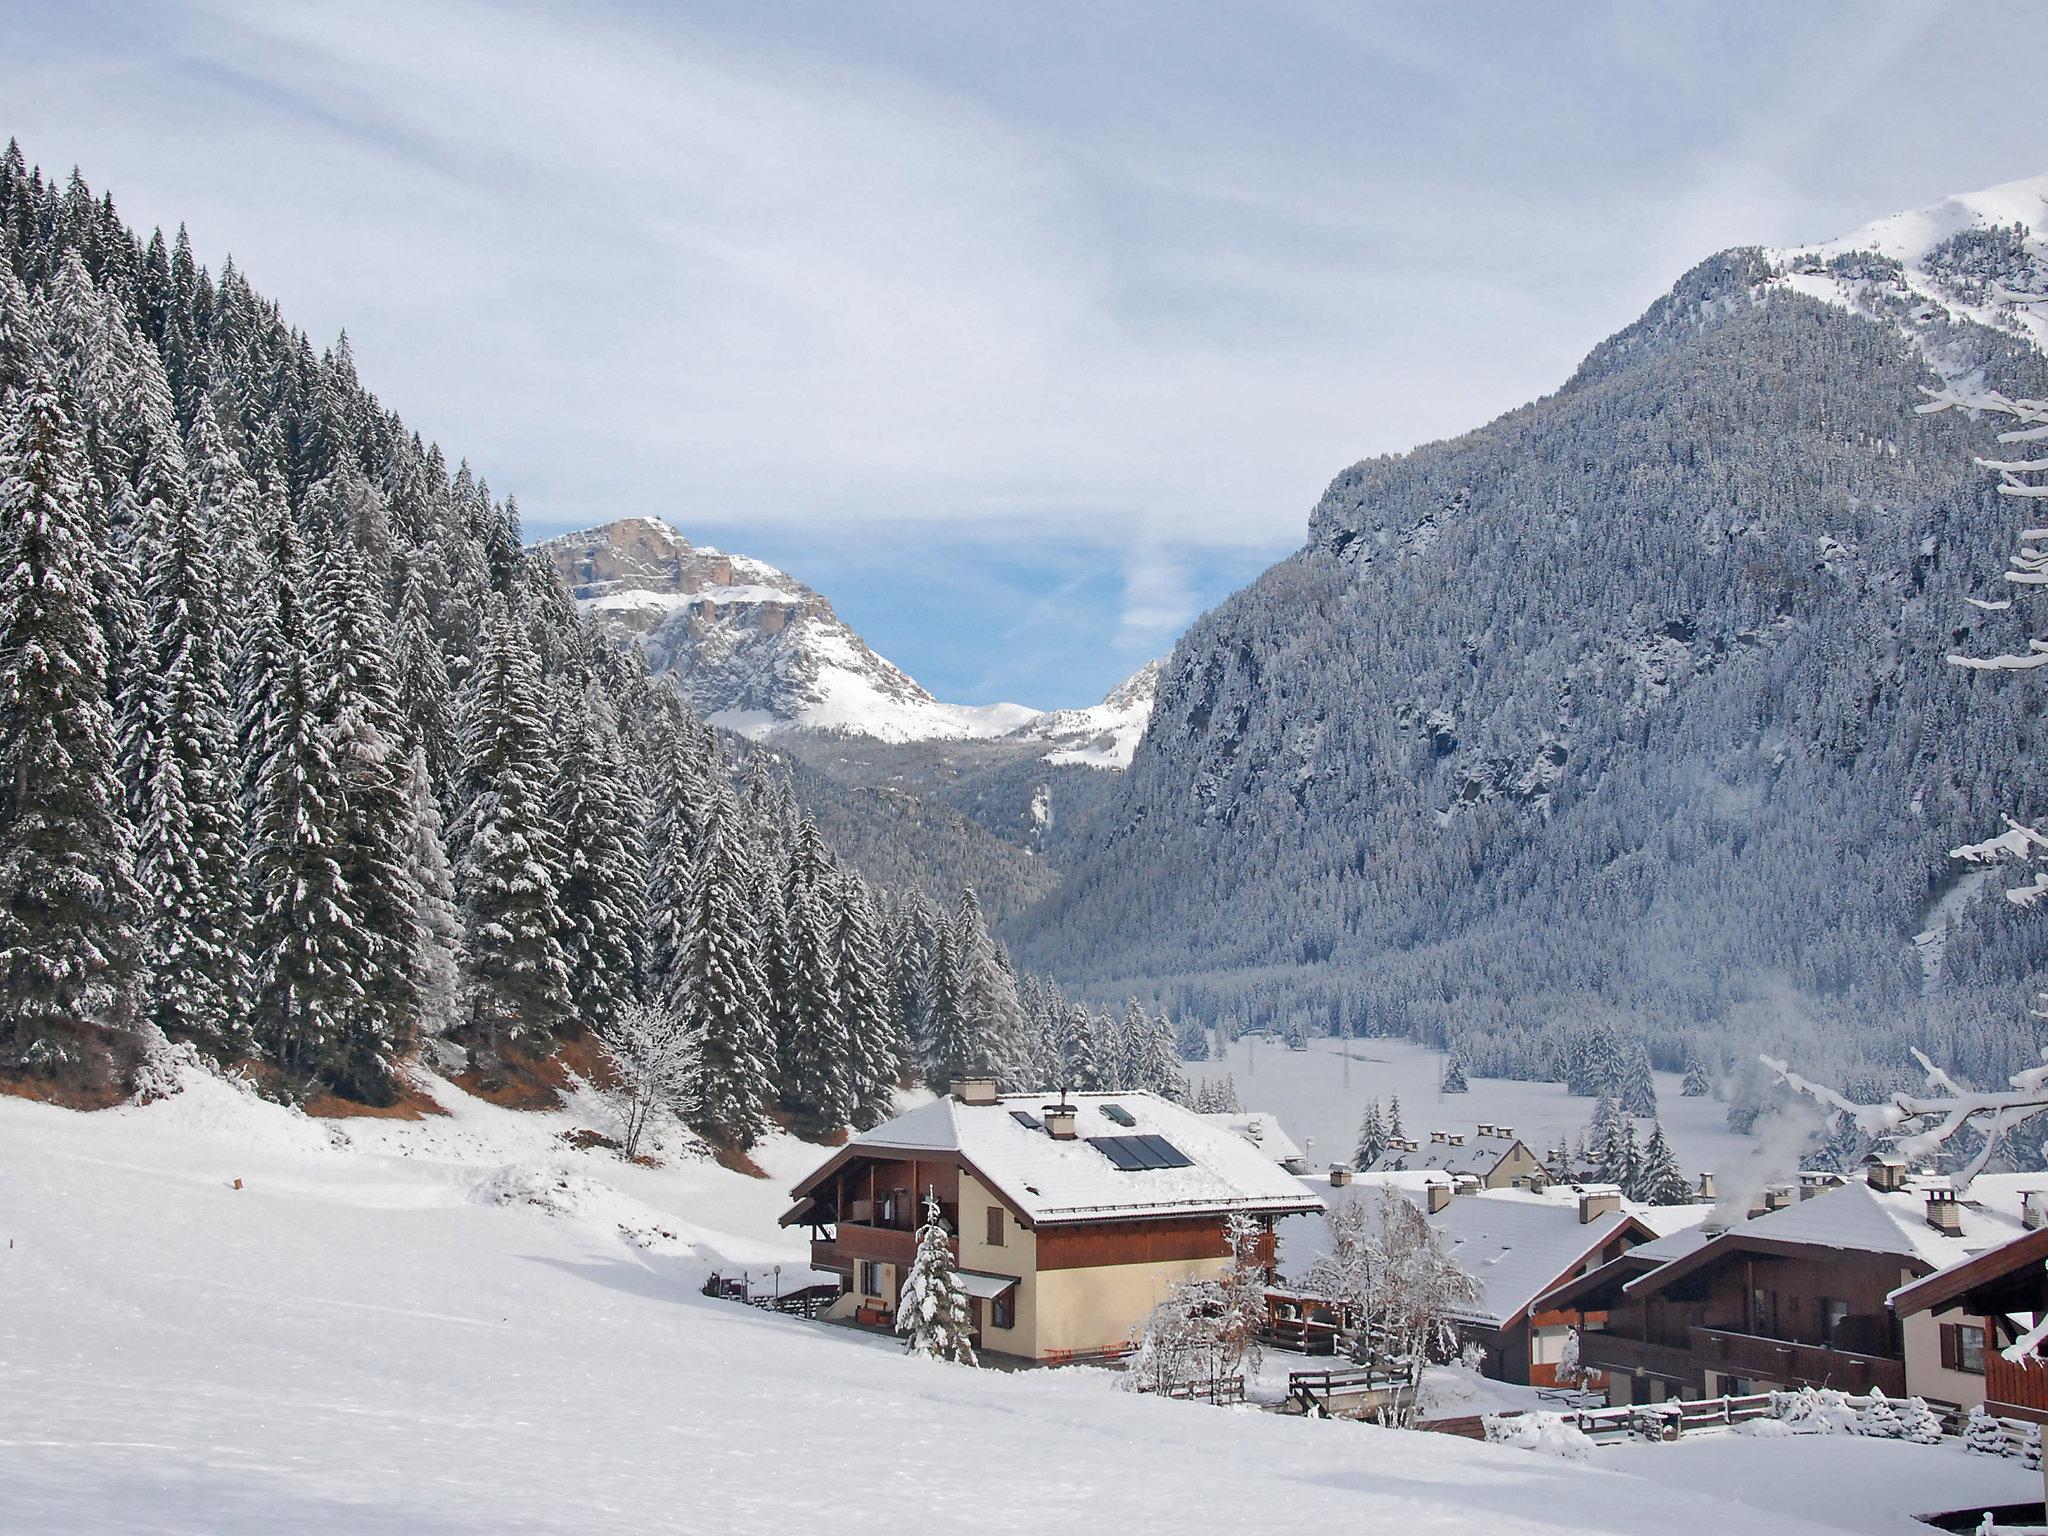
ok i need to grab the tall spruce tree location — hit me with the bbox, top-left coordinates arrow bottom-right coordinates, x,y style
671,786 -> 776,1149
550,678 -> 644,1032
0,370 -> 139,1059
450,601 -> 573,1052
832,873 -> 897,1128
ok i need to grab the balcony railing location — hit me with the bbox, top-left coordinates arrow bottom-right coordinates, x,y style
1987,1352 -> 2048,1416
811,1223 -> 917,1273
1689,1325 -> 1905,1397
1578,1331 -> 1701,1383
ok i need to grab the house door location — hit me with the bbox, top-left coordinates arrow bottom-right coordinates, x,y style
970,1297 -> 984,1351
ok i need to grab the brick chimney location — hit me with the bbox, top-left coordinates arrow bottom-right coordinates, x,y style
1696,1171 -> 1716,1202
1426,1182 -> 1453,1215
1864,1151 -> 1907,1192
1926,1188 -> 1963,1238
952,1077 -> 998,1106
1328,1164 -> 1353,1187
1762,1185 -> 1793,1213
1042,1105 -> 1077,1140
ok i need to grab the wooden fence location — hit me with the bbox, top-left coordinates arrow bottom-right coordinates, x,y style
1434,1390 -> 2025,1453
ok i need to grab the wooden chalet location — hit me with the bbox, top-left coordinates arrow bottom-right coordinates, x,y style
1540,1159 -> 2042,1408
781,1080 -> 1324,1362
1892,1211 -> 2048,1424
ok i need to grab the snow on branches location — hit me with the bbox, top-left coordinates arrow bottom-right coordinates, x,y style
1763,1044 -> 2048,1188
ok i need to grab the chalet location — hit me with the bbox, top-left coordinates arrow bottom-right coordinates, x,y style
1539,1158 -> 2040,1408
1369,1123 -> 1544,1190
1309,1180 -> 1656,1384
1891,1198 -> 2048,1422
781,1081 -> 1324,1363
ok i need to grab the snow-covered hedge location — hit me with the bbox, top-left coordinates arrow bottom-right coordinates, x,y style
1483,1411 -> 1593,1461
1770,1387 -> 1941,1444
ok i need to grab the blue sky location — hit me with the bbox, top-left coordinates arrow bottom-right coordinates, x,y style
7,1 -> 2045,707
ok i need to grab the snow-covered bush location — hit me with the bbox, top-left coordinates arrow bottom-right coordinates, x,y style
1773,1386 -> 1861,1435
1966,1404 -> 2008,1456
1894,1395 -> 1944,1445
1124,1278 -> 1230,1396
1856,1387 -> 1903,1439
1483,1411 -> 1593,1462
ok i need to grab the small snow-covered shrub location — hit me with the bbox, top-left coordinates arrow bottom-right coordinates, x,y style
1966,1404 -> 2007,1456
1484,1412 -> 1593,1462
1773,1386 -> 1862,1435
1893,1396 -> 1944,1445
1856,1387 -> 1903,1439
1736,1417 -> 1794,1438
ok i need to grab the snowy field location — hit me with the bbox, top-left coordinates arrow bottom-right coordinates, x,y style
1191,1034 -> 1759,1185
4,1064 -> 2033,1535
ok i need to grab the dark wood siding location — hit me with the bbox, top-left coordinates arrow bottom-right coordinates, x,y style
1037,1217 -> 1230,1271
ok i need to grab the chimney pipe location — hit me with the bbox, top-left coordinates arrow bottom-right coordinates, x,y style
1696,1171 -> 1716,1202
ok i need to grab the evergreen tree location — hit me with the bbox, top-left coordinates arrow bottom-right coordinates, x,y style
550,678 -> 644,1033
1355,1099 -> 1387,1166
897,1194 -> 976,1365
402,744 -> 460,1039
832,873 -> 897,1128
0,371 -> 139,1060
1386,1093 -> 1406,1144
671,786 -> 776,1150
1441,1052 -> 1469,1093
391,557 -> 457,816
1637,1123 -> 1690,1205
779,865 -> 853,1132
1049,999 -> 1101,1095
1681,1050 -> 1712,1098
450,602 -> 573,1052
129,424 -> 243,1050
245,509 -> 360,1080
1619,1040 -> 1658,1117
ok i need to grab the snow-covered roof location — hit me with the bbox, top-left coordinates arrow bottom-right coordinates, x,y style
1202,1111 -> 1309,1169
1623,1174 -> 2044,1298
1333,1187 -> 1643,1329
1368,1124 -> 1531,1181
840,1092 -> 1326,1227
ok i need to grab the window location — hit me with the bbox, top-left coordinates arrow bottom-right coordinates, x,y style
859,1261 -> 885,1299
1819,1297 -> 1848,1348
1751,1288 -> 1778,1338
992,1290 -> 1016,1330
1943,1322 -> 1987,1374
986,1206 -> 1004,1247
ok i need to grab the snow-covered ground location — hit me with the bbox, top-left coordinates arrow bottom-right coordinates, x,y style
5,1062 -> 2032,1534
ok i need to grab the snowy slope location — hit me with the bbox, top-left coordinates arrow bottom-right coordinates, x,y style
1008,659 -> 1161,769
1766,171 -> 2048,369
5,1068 -> 2029,1534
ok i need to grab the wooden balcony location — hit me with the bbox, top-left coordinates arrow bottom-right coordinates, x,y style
1578,1330 -> 1701,1384
811,1223 -> 917,1274
1987,1352 -> 2048,1421
1689,1325 -> 1905,1397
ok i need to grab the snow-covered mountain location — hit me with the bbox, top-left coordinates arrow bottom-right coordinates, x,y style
1008,659 -> 1161,769
1765,171 -> 2048,369
539,517 -> 1160,765
538,517 -> 1038,744
1012,172 -> 2048,1079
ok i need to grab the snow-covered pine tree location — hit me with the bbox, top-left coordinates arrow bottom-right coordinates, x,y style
391,556 -> 457,818
312,537 -> 424,1101
129,416 -> 244,1052
450,600 -> 573,1053
832,872 -> 898,1129
1206,1072 -> 1243,1113
1620,1040 -> 1658,1117
401,744 -> 460,1040
1356,1099 -> 1387,1167
1050,999 -> 1101,1095
1637,1123 -> 1690,1205
550,677 -> 645,1034
779,862 -> 853,1133
897,1194 -> 976,1365
244,507 -> 361,1081
1386,1093 -> 1406,1144
0,368 -> 140,1063
671,785 -> 776,1150
918,904 -> 973,1092
1442,1052 -> 1469,1093
1681,1049 -> 1712,1098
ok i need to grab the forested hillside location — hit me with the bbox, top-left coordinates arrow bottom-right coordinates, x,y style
1012,234 -> 2048,1099
0,145 -> 1184,1133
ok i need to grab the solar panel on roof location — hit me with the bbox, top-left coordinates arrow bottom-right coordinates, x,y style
1087,1136 -> 1150,1171
1137,1134 -> 1192,1168
1100,1103 -> 1137,1127
1009,1110 -> 1044,1131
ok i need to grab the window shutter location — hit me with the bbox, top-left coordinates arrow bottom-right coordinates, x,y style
987,1206 -> 1004,1247
1940,1324 -> 1959,1371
